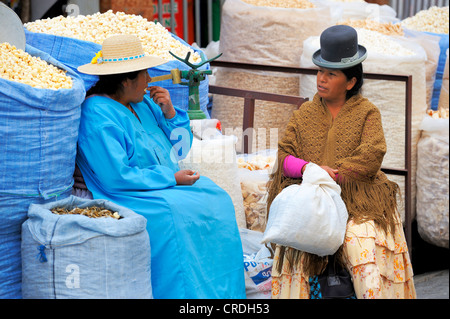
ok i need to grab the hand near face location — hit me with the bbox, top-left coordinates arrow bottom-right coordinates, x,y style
148,86 -> 176,119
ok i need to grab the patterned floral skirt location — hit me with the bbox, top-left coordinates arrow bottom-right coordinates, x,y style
271,214 -> 416,299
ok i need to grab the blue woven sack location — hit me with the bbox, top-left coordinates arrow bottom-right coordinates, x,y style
24,29 -> 101,91
0,44 -> 85,298
0,44 -> 85,198
24,28 -> 210,117
424,32 -> 449,110
21,196 -> 152,299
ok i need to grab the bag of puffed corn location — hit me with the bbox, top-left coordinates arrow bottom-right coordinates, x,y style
0,44 -> 85,299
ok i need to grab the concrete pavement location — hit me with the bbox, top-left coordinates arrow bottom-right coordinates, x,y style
414,269 -> 449,299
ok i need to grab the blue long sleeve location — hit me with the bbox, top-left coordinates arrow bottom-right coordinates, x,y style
77,124 -> 177,193
76,95 -> 192,194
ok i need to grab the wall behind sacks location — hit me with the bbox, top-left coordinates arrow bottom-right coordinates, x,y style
100,0 -> 154,20
0,44 -> 85,298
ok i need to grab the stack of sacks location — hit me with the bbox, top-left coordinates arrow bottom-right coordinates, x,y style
300,27 -> 428,222
212,0 -> 338,152
0,43 -> 85,299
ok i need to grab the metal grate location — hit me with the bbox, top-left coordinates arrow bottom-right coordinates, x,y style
390,0 -> 449,20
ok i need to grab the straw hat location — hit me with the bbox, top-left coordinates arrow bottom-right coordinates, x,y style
312,25 -> 367,69
78,34 -> 167,75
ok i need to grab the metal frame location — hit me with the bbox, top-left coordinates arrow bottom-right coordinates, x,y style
209,60 -> 413,255
209,85 -> 309,154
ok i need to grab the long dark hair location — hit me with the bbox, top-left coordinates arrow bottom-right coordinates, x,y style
86,71 -> 141,96
342,63 -> 364,99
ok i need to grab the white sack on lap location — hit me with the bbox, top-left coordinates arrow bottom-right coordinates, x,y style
262,163 -> 348,257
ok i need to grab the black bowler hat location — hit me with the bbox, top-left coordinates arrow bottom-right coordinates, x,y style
312,25 -> 367,69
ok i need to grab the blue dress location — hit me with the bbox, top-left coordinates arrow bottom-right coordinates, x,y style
76,95 -> 245,299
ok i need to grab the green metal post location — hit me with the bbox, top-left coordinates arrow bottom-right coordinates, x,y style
188,83 -> 206,119
169,51 -> 221,120
181,69 -> 210,120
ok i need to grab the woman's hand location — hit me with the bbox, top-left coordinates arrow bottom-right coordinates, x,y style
148,86 -> 176,119
320,165 -> 339,181
175,170 -> 200,185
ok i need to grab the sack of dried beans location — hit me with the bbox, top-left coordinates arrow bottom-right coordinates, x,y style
21,196 -> 152,299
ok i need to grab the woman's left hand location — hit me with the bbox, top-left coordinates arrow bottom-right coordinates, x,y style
148,86 -> 176,119
320,165 -> 339,181
175,170 -> 200,185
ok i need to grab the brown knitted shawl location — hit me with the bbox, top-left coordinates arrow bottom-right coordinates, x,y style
267,93 -> 400,276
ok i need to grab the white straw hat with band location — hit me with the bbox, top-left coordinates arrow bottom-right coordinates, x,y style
78,34 -> 167,75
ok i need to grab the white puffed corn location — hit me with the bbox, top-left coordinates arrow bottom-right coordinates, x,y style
309,28 -> 415,56
339,18 -> 404,36
356,28 -> 415,56
25,10 -> 201,63
401,6 -> 449,34
241,0 -> 315,9
0,42 -> 73,89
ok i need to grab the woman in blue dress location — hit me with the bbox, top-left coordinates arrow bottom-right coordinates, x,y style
75,34 -> 245,299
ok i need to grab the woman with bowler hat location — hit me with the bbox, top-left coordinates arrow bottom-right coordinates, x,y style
267,25 -> 416,299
